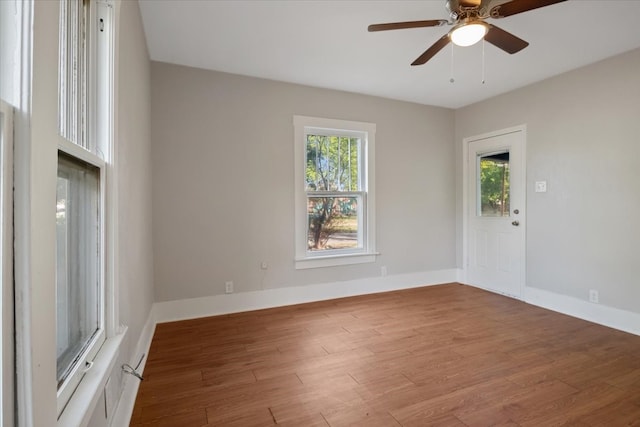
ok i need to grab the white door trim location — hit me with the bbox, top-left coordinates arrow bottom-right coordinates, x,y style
461,125 -> 527,298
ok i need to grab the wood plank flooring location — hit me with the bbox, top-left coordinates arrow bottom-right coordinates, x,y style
131,283 -> 640,426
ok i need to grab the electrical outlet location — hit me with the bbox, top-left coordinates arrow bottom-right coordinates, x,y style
381,266 -> 387,277
225,281 -> 234,294
589,289 -> 599,303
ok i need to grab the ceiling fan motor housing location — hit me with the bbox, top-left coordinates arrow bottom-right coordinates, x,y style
446,0 -> 487,21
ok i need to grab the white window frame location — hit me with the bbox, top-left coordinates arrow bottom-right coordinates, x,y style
55,0 -> 121,421
294,115 -> 377,269
55,139 -> 106,416
1,101 -> 15,427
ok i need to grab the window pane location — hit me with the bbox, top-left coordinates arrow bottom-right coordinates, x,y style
56,153 -> 100,387
307,196 -> 359,251
305,135 -> 360,191
478,152 -> 510,217
59,0 -> 88,148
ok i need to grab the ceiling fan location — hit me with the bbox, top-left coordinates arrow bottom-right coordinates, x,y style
368,0 -> 567,66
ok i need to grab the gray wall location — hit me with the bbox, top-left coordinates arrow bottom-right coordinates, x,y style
151,62 -> 456,302
455,48 -> 640,313
116,0 -> 154,370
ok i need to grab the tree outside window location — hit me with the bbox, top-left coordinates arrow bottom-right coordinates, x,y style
305,135 -> 361,251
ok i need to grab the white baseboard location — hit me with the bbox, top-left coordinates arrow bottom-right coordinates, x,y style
459,269 -> 640,337
110,310 -> 156,427
152,269 -> 458,323
524,285 -> 640,336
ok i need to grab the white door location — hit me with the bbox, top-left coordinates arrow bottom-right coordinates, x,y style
465,127 -> 525,298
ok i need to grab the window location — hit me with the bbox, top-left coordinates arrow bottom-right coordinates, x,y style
478,151 -> 510,217
294,116 -> 377,269
56,152 -> 103,398
56,0 -> 114,417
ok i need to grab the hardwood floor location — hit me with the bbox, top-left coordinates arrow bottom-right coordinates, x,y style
131,283 -> 640,426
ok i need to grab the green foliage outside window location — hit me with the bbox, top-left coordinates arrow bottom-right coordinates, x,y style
306,135 -> 360,250
480,158 -> 510,217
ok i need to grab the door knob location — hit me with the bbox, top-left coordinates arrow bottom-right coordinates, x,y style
512,220 -> 520,226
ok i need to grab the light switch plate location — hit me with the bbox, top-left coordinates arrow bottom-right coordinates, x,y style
535,181 -> 547,193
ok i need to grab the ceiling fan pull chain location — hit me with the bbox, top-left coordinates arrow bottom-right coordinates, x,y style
482,38 -> 486,84
450,43 -> 455,83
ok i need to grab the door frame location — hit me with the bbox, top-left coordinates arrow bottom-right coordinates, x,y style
461,124 -> 527,298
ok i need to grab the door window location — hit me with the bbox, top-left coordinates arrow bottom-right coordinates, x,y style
477,151 -> 510,217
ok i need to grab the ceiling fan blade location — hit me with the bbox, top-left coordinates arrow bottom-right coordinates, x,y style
368,20 -> 447,32
411,34 -> 450,66
490,0 -> 567,18
484,24 -> 529,54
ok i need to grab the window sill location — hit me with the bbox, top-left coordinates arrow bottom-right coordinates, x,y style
295,252 -> 379,269
57,326 -> 128,427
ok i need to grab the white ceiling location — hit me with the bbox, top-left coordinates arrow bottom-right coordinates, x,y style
138,0 -> 640,109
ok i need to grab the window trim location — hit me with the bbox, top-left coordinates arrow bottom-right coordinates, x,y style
293,115 -> 377,269
1,101 -> 15,427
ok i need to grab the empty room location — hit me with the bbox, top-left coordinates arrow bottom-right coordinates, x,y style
1,0 -> 639,426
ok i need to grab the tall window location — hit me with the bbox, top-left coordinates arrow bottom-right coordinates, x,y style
306,134 -> 362,251
294,116 -> 377,269
56,0 -> 113,416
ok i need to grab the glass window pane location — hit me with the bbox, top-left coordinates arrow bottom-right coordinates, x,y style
305,135 -> 360,192
478,151 -> 510,217
56,152 -> 101,387
59,0 -> 89,149
307,196 -> 359,251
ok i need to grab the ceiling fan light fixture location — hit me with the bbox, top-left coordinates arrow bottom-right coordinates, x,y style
450,21 -> 489,47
